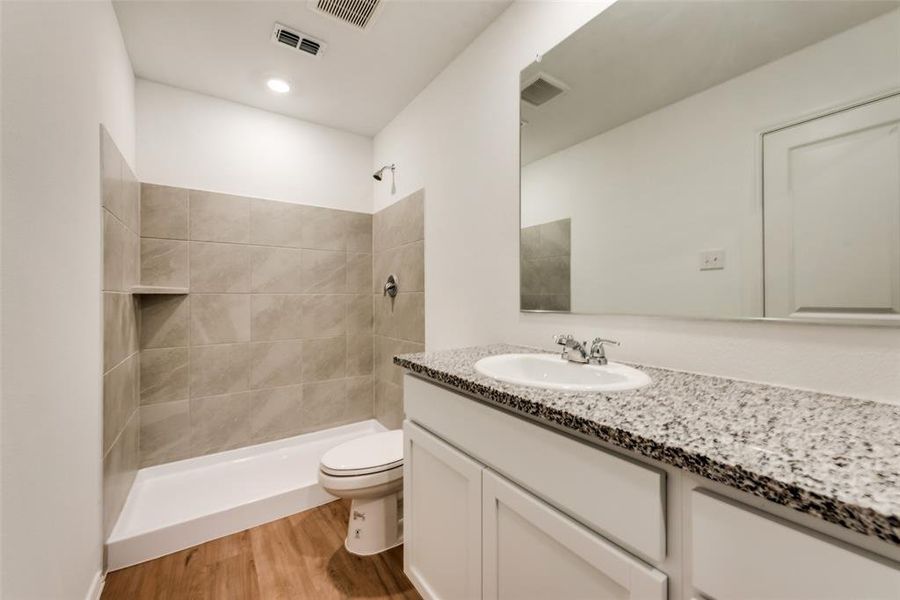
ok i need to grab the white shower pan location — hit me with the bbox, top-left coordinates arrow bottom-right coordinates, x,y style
107,419 -> 387,571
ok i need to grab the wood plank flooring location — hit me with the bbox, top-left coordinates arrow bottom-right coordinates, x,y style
102,500 -> 421,600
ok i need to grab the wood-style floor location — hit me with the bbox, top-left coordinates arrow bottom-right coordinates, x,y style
102,500 -> 421,600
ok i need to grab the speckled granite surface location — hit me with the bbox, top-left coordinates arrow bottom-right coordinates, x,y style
394,344 -> 900,545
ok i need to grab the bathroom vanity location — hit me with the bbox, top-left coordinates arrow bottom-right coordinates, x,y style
396,345 -> 900,600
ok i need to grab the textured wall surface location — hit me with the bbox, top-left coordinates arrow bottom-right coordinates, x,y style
138,184 -> 375,466
373,190 -> 425,429
101,127 -> 141,538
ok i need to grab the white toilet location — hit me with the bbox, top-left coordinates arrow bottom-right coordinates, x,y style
318,429 -> 404,556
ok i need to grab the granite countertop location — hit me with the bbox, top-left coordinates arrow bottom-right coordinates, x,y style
394,344 -> 900,545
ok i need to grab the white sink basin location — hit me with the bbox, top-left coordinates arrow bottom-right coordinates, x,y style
474,353 -> 651,392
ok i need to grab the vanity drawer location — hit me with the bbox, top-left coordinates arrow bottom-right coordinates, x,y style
691,490 -> 900,599
404,374 -> 666,562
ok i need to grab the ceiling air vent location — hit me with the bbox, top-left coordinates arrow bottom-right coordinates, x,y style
521,73 -> 568,107
272,23 -> 326,57
311,0 -> 383,30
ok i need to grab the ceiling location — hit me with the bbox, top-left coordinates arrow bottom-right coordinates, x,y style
114,0 -> 511,136
521,0 -> 900,164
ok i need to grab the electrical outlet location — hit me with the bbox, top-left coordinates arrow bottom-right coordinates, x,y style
699,249 -> 725,271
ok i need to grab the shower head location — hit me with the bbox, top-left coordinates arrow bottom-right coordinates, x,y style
373,164 -> 395,181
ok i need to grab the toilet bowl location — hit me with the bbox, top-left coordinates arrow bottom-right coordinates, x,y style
318,429 -> 404,556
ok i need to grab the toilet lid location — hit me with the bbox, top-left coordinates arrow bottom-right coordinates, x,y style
320,430 -> 403,476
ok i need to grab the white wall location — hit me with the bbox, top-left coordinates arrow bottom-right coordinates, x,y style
521,9 -> 900,319
1,1 -> 135,598
137,79 -> 374,212
373,0 -> 900,405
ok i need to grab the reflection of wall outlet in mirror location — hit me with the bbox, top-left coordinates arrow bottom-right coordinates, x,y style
699,249 -> 725,270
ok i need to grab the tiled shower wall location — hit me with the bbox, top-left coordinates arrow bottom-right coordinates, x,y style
100,127 -> 141,536
373,190 -> 425,429
138,185 -> 375,466
520,218 -> 571,311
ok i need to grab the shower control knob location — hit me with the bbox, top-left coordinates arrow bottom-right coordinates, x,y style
383,274 -> 399,298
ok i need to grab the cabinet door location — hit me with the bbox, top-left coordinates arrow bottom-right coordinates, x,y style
404,421 -> 483,600
483,469 -> 667,600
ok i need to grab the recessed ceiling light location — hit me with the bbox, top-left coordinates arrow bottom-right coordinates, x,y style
266,78 -> 290,94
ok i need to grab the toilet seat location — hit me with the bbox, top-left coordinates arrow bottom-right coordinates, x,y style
320,430 -> 403,477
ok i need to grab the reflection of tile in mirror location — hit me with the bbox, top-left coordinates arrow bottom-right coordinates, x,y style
521,218 -> 571,311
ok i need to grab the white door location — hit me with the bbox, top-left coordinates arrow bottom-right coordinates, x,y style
763,93 -> 900,320
404,421 -> 483,600
482,470 -> 667,600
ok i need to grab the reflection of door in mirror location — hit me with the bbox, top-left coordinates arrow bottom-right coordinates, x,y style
763,94 -> 900,321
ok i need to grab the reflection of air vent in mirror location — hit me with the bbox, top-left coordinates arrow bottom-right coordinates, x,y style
311,0 -> 383,30
521,74 -> 567,107
272,23 -> 326,57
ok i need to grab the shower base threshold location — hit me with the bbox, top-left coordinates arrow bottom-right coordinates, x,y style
107,419 -> 387,571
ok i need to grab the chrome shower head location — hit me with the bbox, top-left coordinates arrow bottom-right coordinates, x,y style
373,164 -> 395,181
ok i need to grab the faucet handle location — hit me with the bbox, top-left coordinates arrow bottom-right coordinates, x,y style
589,338 -> 619,364
553,334 -> 573,346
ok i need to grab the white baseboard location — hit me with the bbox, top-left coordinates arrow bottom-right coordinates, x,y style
85,570 -> 105,600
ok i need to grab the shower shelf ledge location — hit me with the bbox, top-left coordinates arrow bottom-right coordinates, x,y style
130,285 -> 189,295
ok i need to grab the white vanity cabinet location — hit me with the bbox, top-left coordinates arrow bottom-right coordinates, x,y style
404,419 -> 668,600
402,373 -> 900,600
403,421 -> 483,600
483,470 -> 667,600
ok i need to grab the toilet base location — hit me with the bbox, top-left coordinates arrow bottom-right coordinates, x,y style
344,492 -> 403,556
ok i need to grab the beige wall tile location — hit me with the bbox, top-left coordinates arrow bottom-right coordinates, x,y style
140,400 -> 190,467
141,347 -> 189,405
190,241 -> 251,293
373,336 -> 423,387
141,183 -> 188,239
103,292 -> 138,371
103,410 -> 139,536
373,292 -> 424,343
300,206 -> 347,251
300,295 -> 346,338
346,212 -> 373,253
190,392 -> 250,455
373,189 -> 424,252
347,334 -> 373,376
190,294 -> 251,345
141,295 -> 190,349
250,385 -> 305,443
141,238 -> 189,288
122,161 -> 141,234
190,343 -> 250,397
347,253 -> 373,293
301,249 -> 346,293
520,225 -> 541,260
346,294 -> 373,335
103,353 -> 138,454
301,379 -> 347,429
251,294 -> 304,341
539,219 -> 571,257
124,229 -> 141,290
250,340 -> 304,389
100,126 -> 125,225
302,336 -> 346,382
373,379 -> 403,430
103,210 -> 126,292
373,241 -> 424,294
250,246 -> 303,293
249,198 -> 303,247
346,375 -> 374,422
189,190 -> 250,243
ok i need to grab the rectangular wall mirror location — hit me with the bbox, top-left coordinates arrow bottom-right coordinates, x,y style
519,0 -> 900,325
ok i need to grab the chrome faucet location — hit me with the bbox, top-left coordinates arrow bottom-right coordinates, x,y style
588,338 -> 620,366
554,334 -> 620,365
